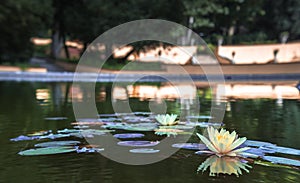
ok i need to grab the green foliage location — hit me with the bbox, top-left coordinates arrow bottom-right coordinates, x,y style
2,0 -> 300,64
0,0 -> 52,62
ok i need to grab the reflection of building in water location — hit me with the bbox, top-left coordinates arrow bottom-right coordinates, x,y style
36,89 -> 50,103
216,84 -> 300,100
96,86 -> 107,102
70,85 -> 83,102
112,84 -> 197,101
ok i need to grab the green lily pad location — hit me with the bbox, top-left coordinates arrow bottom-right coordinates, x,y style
34,141 -> 81,147
262,156 -> 300,167
124,125 -> 157,131
159,125 -> 194,130
44,117 -> 67,121
117,141 -> 160,147
266,146 -> 300,156
18,147 -> 76,156
186,115 -> 212,119
129,148 -> 160,153
57,129 -> 82,134
244,140 -> 276,148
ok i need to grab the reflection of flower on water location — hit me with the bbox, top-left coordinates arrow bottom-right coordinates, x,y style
197,155 -> 252,177
197,126 -> 250,157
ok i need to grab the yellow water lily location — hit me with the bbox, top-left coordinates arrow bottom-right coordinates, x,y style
155,114 -> 178,126
197,126 -> 250,157
197,155 -> 251,177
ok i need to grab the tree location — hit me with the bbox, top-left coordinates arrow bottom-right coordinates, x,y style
0,0 -> 51,62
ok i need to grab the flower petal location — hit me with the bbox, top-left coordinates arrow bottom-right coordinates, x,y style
229,137 -> 247,150
197,133 -> 219,153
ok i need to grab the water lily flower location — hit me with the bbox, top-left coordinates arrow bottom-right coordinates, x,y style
197,126 -> 250,157
155,114 -> 178,126
197,155 -> 251,177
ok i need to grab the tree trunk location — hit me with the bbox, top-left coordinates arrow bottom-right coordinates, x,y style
51,27 -> 63,59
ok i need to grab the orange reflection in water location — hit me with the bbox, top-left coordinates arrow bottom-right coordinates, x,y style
219,84 -> 299,99
36,89 -> 50,102
113,84 -> 197,101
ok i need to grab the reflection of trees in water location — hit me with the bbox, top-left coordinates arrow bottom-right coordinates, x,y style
225,100 -> 300,147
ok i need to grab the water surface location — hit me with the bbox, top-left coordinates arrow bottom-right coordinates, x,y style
0,82 -> 299,182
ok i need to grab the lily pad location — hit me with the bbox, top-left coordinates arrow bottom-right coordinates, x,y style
10,135 -> 39,141
129,148 -> 160,153
238,148 -> 266,158
258,146 -> 277,154
39,133 -> 70,140
172,143 -> 207,150
185,122 -> 223,128
266,146 -> 300,156
244,148 -> 265,157
57,129 -> 82,134
18,146 -> 76,156
73,125 -> 90,129
102,123 -> 128,130
44,117 -> 67,121
100,118 -> 122,122
28,130 -> 51,136
34,141 -> 81,147
262,156 -> 300,167
159,125 -> 194,130
124,126 -> 156,131
71,122 -> 105,126
75,146 -> 104,153
244,140 -> 276,148
117,141 -> 160,147
133,112 -> 152,116
186,115 -> 212,119
113,133 -> 145,139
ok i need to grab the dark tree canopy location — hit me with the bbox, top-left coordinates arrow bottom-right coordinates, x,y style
1,0 -> 300,62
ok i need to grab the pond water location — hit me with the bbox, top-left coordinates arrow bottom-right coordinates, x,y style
0,81 -> 299,182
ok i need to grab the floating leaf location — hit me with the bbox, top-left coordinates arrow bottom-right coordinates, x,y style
159,125 -> 194,130
71,122 -> 105,126
262,156 -> 300,167
244,140 -> 276,148
113,133 -> 145,139
186,122 -> 223,128
44,117 -> 67,121
18,147 -> 75,156
73,125 -> 90,129
186,115 -> 212,119
258,146 -> 277,154
57,129 -> 82,134
102,123 -> 127,130
172,143 -> 207,150
124,126 -> 156,131
240,148 -> 265,158
117,141 -> 160,147
133,112 -> 152,116
10,135 -> 39,141
129,148 -> 160,153
34,141 -> 81,147
75,146 -> 104,153
266,146 -> 300,156
39,133 -> 70,140
28,130 -> 51,136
